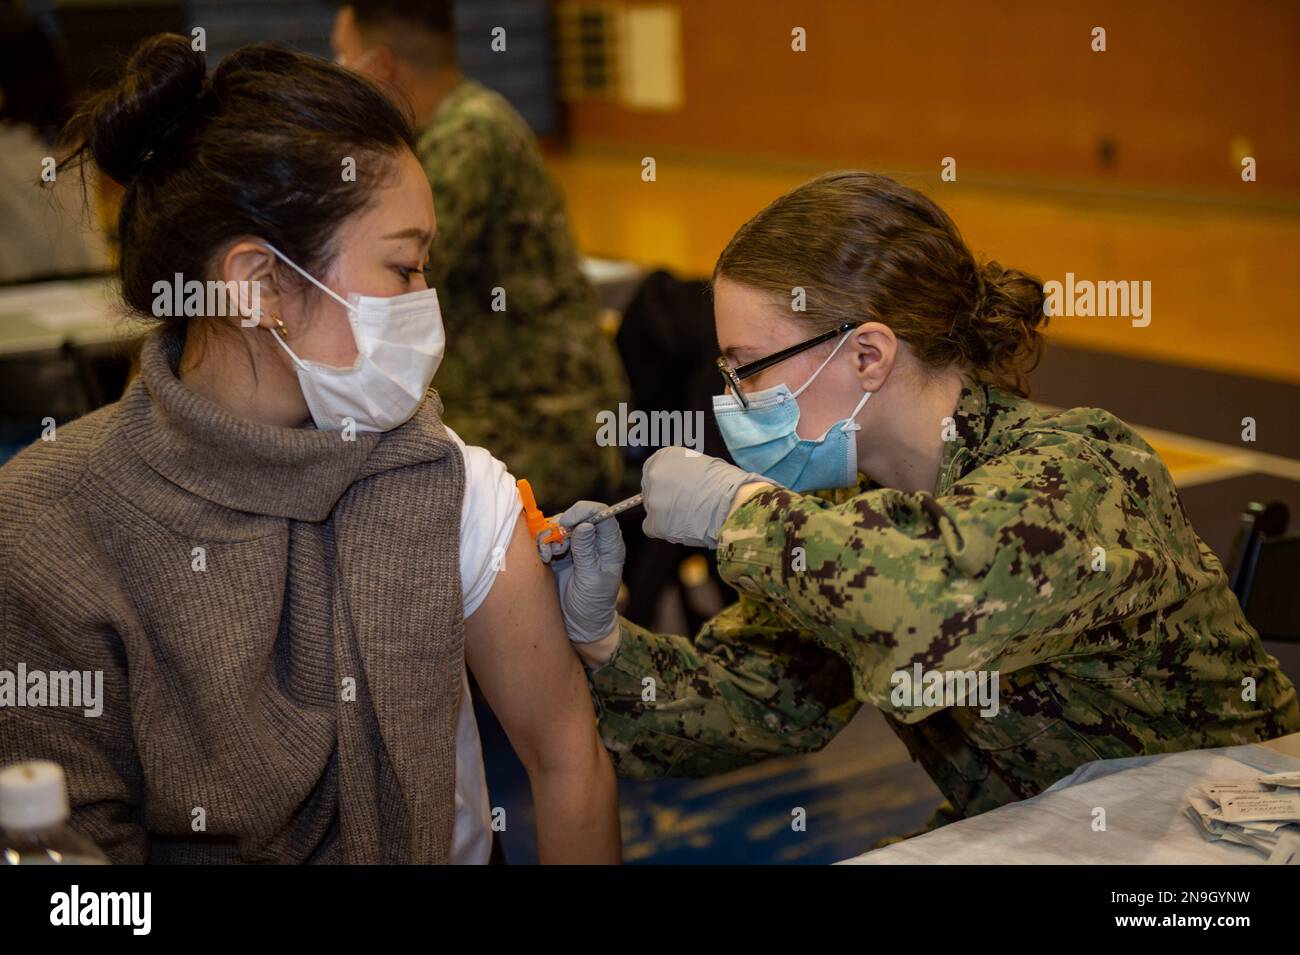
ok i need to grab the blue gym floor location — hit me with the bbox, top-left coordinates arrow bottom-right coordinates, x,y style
475,693 -> 944,864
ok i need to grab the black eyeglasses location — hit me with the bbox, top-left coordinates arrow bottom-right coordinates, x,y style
716,322 -> 857,409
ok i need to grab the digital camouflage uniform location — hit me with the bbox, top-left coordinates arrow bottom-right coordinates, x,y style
418,79 -> 626,510
589,382 -> 1300,820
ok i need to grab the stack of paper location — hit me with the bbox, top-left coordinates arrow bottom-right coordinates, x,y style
1185,770 -> 1300,861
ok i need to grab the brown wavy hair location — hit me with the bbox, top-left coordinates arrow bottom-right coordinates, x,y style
713,171 -> 1048,397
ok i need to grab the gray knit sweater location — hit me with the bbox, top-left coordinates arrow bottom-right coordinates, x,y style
0,325 -> 466,863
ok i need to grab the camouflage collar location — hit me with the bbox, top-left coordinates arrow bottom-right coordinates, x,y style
417,77 -> 482,137
820,380 -> 1024,504
934,380 -> 997,496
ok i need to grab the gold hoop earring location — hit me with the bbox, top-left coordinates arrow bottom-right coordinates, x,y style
272,312 -> 289,339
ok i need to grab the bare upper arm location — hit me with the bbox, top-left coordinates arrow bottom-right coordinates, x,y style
463,509 -> 599,774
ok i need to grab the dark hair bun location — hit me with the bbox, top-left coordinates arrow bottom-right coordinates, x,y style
82,33 -> 206,185
966,259 -> 1047,392
977,260 -> 1045,329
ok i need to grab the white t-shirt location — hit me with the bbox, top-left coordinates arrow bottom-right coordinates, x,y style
445,426 -> 522,864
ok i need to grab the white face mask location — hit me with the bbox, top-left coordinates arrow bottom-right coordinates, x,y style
263,243 -> 445,433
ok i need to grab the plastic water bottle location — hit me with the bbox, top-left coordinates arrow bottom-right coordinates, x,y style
0,761 -> 109,864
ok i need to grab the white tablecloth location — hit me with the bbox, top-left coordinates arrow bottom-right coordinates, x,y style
839,742 -> 1300,864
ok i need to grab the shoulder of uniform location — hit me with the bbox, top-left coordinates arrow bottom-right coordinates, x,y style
1041,404 -> 1152,451
954,394 -> 1170,514
983,388 -> 1150,458
426,79 -> 528,146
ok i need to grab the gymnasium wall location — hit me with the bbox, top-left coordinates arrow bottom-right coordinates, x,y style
562,0 -> 1300,197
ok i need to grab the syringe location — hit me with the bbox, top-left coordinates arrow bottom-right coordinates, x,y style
517,480 -> 643,553
585,493 -> 644,525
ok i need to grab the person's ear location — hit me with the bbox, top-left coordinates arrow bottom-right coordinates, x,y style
362,45 -> 398,83
217,240 -> 283,333
846,322 -> 896,392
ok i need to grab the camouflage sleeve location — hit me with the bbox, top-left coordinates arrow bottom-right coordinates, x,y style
588,607 -> 861,779
716,436 -> 1180,722
421,118 -> 498,290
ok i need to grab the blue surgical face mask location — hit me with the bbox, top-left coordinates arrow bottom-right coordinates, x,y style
712,330 -> 871,492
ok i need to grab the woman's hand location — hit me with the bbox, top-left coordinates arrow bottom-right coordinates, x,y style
641,447 -> 773,548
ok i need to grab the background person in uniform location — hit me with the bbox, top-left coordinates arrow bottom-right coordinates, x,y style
541,172 -> 1300,833
330,0 -> 627,512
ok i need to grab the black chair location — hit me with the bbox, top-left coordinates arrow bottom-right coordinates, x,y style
0,345 -> 91,423
1226,501 -> 1300,686
613,270 -> 736,634
0,336 -> 140,465
68,336 -> 142,410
